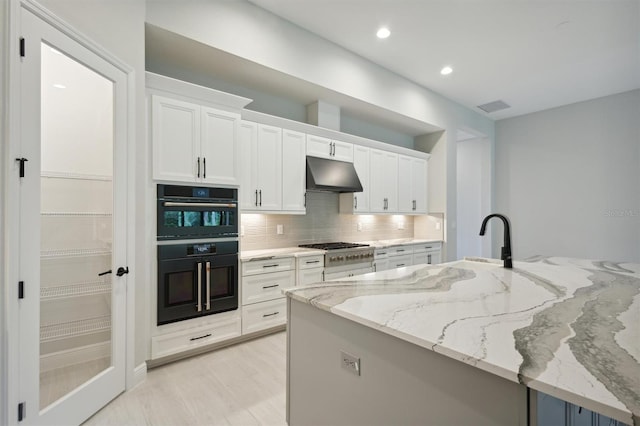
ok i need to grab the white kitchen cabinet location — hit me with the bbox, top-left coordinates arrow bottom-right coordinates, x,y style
282,129 -> 306,213
242,298 -> 287,335
241,256 -> 294,334
151,95 -> 240,185
339,145 -> 370,213
306,134 -> 354,163
369,148 -> 398,213
412,242 -> 442,265
239,121 -> 282,211
398,155 -> 428,214
151,311 -> 241,360
296,254 -> 325,286
374,248 -> 390,272
387,245 -> 414,269
200,106 -> 240,186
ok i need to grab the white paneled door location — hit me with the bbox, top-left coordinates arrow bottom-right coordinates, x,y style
16,8 -> 128,425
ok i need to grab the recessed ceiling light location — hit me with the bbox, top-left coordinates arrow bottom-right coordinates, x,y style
376,27 -> 390,39
440,66 -> 453,76
53,83 -> 66,89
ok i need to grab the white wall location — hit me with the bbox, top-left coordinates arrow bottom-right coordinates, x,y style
145,0 -> 496,261
457,137 -> 492,258
495,90 -> 640,262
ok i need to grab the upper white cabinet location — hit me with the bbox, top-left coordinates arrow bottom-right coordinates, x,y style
306,134 -> 354,163
282,129 -> 307,213
369,148 -> 398,213
151,94 -> 240,185
340,145 -> 370,213
239,121 -> 282,211
398,155 -> 428,214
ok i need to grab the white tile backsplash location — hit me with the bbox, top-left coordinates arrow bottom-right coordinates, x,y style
241,192 -> 415,250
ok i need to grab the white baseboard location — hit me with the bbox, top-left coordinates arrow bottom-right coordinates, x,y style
130,362 -> 147,389
40,342 -> 110,372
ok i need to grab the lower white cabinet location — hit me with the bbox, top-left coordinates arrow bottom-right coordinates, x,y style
413,242 -> 442,265
375,242 -> 442,272
388,254 -> 413,269
151,311 -> 241,359
296,254 -> 325,286
241,256 -> 294,334
242,269 -> 295,305
242,298 -> 287,335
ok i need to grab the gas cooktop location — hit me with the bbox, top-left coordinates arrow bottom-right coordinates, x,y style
299,242 -> 369,250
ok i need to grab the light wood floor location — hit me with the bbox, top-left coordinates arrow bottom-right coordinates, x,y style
84,331 -> 287,426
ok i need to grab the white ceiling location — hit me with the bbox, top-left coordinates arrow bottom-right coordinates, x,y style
248,0 -> 640,120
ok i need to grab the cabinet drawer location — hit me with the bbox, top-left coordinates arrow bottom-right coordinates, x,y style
297,255 -> 325,269
389,246 -> 413,256
242,298 -> 287,335
388,254 -> 413,269
151,315 -> 241,359
242,270 -> 295,305
413,242 -> 442,254
242,257 -> 294,275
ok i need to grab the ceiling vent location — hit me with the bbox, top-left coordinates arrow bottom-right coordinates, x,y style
477,100 -> 510,113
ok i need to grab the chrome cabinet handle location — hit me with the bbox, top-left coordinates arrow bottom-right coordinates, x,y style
354,196 -> 358,210
259,190 -> 262,206
428,254 -> 432,264
203,157 -> 206,179
197,157 -> 201,178
262,284 -> 279,289
305,260 -> 320,264
255,190 -> 258,206
262,264 -> 279,268
304,192 -> 306,207
196,262 -> 202,312
205,261 -> 211,310
263,312 -> 279,318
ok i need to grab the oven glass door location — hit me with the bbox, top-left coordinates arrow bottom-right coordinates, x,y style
157,257 -> 201,325
205,253 -> 238,312
157,202 -> 237,240
157,254 -> 238,325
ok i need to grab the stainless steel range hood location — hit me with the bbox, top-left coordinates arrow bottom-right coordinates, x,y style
306,156 -> 363,193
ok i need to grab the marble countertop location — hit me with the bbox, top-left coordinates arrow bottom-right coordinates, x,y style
240,246 -> 325,261
283,257 -> 640,424
241,239 -> 442,261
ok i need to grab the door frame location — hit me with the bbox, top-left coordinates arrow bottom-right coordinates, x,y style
2,0 -> 138,424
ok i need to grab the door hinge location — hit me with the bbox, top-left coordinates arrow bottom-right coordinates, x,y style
18,281 -> 24,299
15,158 -> 28,177
19,37 -> 25,57
18,401 -> 25,421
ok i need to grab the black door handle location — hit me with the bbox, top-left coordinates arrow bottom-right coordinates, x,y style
116,267 -> 129,277
98,269 -> 112,276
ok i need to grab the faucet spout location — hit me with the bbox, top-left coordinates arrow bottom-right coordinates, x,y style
479,214 -> 513,269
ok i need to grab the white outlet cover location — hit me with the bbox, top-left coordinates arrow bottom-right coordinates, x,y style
277,224 -> 284,235
357,222 -> 363,231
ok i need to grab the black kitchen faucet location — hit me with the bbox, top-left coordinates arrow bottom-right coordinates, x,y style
479,214 -> 513,269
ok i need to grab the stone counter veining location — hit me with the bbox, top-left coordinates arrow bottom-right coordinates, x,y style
283,257 -> 640,424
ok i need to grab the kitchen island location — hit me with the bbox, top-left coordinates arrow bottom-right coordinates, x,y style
284,257 -> 640,425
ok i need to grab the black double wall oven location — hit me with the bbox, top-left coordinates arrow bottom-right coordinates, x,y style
157,184 -> 239,325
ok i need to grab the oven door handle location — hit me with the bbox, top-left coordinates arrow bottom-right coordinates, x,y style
205,261 -> 211,311
196,262 -> 203,312
163,202 -> 237,208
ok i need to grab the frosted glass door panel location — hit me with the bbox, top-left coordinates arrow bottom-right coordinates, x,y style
39,41 -> 114,409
